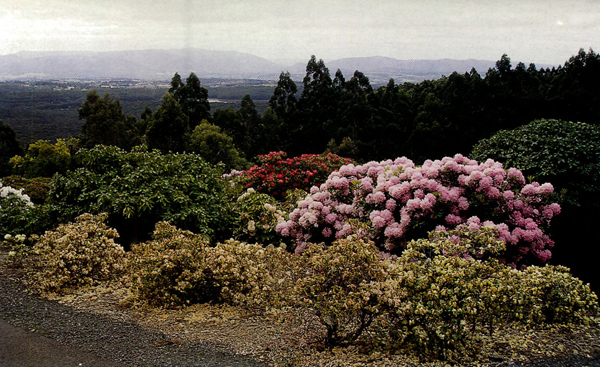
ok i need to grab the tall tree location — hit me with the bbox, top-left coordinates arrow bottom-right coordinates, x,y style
169,72 -> 211,129
294,56 -> 336,154
145,93 -> 189,153
78,90 -> 136,149
269,71 -> 298,118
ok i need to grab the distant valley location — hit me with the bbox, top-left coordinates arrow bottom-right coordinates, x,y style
0,48 -> 548,84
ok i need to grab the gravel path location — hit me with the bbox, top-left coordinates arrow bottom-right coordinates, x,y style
0,278 -> 268,367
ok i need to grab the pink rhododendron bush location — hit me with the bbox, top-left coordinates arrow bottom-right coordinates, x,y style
277,154 -> 561,267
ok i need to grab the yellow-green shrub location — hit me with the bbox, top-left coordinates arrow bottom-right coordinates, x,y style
28,213 -> 125,293
128,222 -> 291,309
517,265 -> 598,325
293,236 -> 391,346
128,222 -> 214,308
207,239 -> 291,308
380,227 -> 599,360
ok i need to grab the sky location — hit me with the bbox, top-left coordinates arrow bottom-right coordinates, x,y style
1,0 -> 598,66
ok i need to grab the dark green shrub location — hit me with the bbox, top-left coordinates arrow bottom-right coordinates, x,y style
48,145 -> 236,246
471,119 -> 600,209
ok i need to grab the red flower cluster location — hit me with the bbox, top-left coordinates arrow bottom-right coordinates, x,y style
241,151 -> 354,200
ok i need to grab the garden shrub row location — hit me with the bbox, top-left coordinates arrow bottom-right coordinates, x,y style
19,215 -> 599,361
2,145 -> 599,361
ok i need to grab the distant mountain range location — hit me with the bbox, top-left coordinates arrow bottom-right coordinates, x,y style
0,49 -> 550,84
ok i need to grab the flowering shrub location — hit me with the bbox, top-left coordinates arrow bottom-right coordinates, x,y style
0,179 -> 33,208
128,222 -> 291,309
28,213 -> 126,293
232,188 -> 287,246
277,154 -> 561,266
238,151 -> 354,199
0,179 -> 35,237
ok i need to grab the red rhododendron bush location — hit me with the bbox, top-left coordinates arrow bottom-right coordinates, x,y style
277,154 -> 561,267
233,151 -> 354,199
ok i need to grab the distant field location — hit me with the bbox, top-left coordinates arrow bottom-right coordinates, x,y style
0,80 -> 274,144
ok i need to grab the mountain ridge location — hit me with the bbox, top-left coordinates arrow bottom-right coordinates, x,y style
0,48 -> 550,84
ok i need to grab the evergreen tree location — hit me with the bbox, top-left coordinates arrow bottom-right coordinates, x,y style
169,72 -> 211,129
78,90 -> 136,149
145,93 -> 189,153
0,120 -> 22,176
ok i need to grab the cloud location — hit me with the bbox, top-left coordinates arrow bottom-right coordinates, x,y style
0,0 -> 598,64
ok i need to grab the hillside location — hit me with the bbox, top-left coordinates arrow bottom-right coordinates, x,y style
0,49 -> 534,84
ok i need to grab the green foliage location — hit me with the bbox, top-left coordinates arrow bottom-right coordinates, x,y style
49,145 -> 235,246
187,120 -> 249,170
78,90 -> 138,149
28,213 -> 126,293
471,119 -> 600,208
232,188 -> 286,245
10,139 -> 75,178
145,93 -> 189,153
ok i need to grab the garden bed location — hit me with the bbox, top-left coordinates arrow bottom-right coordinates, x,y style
2,246 -> 599,367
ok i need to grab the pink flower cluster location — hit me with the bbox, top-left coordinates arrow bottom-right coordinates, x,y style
276,154 -> 561,266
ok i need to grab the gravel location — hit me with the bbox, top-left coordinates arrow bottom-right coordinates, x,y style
0,278 -> 268,367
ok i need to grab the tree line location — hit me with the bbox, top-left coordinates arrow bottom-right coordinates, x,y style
1,48 -> 599,175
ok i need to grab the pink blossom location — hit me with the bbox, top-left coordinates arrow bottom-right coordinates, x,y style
325,213 -> 338,224
446,214 -> 463,226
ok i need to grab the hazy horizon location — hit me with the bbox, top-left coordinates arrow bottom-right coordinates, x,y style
1,0 -> 598,66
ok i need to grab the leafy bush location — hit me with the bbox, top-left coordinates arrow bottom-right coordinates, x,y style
49,145 -> 236,246
128,222 -> 214,307
232,188 -> 287,246
278,154 -> 561,267
471,119 -> 600,208
289,228 -> 598,359
187,120 -> 250,170
238,151 -> 354,199
293,235 -> 390,346
10,139 -> 75,178
379,227 -> 598,360
128,222 -> 291,309
207,239 -> 290,308
28,213 -> 126,293
3,234 -> 29,267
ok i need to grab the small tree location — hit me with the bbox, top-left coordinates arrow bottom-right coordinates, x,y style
187,120 -> 249,170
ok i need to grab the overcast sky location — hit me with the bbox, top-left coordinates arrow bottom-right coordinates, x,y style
1,0 -> 598,66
